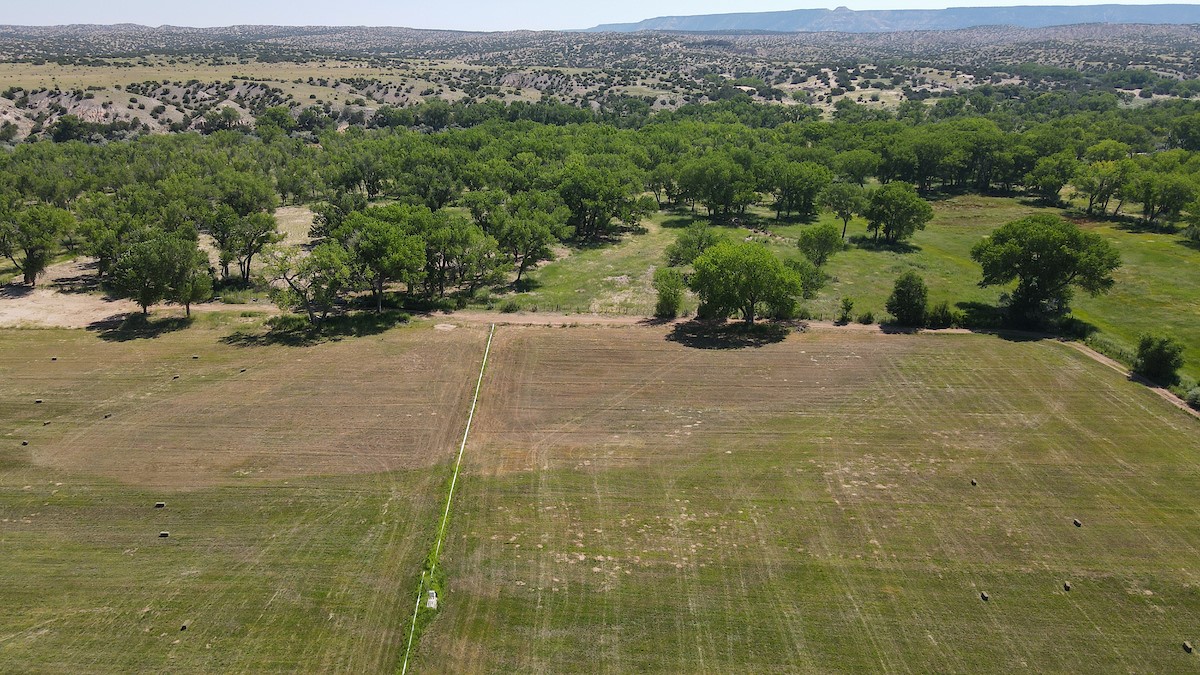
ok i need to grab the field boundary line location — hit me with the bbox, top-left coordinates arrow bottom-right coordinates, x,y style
400,322 -> 496,675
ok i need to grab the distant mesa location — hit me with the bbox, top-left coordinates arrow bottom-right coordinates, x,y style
585,4 -> 1200,33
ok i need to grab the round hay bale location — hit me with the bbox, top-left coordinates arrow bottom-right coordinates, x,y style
21,440 -> 28,446
1184,641 -> 1193,654
34,399 -> 42,404
971,478 -> 977,486
1064,582 -> 1072,592
155,502 -> 166,509
1073,519 -> 1082,528
51,357 -> 57,361
42,421 -> 50,426
240,368 -> 247,373
980,592 -> 989,601
103,413 -> 112,419
172,375 -> 179,380
159,531 -> 170,538
191,355 -> 199,360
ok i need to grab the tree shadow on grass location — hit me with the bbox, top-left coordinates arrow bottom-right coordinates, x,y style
849,235 -> 921,254
666,319 -> 791,349
87,314 -> 193,342
220,311 -> 409,348
955,301 -> 1005,330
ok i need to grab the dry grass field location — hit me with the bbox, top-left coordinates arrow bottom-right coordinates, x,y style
420,325 -> 1200,673
0,320 -> 488,671
2,319 -> 1198,673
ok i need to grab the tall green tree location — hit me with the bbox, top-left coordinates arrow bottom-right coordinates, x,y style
1025,151 -> 1079,204
264,243 -> 355,326
796,222 -> 844,266
689,242 -> 802,325
109,235 -> 210,315
863,182 -> 933,244
971,214 -> 1121,324
885,271 -> 928,326
495,192 -> 572,282
821,183 -> 867,240
336,213 -> 425,313
0,203 -> 74,285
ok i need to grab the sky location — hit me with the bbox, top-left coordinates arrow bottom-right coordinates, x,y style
5,0 -> 1185,31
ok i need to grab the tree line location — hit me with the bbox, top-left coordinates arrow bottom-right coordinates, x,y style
3,95 -> 1200,324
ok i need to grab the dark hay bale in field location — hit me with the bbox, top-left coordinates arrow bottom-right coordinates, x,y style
1064,582 -> 1072,592
21,440 -> 28,446
50,357 -> 57,361
155,502 -> 165,508
1073,519 -> 1082,527
159,531 -> 169,538
1184,641 -> 1193,654
971,478 -> 977,486
980,592 -> 989,601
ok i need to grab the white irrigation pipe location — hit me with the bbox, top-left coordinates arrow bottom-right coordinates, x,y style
400,571 -> 425,675
400,322 -> 496,675
432,322 -> 495,576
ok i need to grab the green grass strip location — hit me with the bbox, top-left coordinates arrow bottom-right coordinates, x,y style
400,323 -> 496,675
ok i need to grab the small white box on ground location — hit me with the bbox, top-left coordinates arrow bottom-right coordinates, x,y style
426,590 -> 438,610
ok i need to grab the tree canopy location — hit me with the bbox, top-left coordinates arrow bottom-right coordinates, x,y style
689,242 -> 803,325
970,214 -> 1121,324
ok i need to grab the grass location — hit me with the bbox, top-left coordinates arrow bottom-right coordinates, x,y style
514,195 -> 1200,381
0,320 -> 489,671
418,325 -> 1200,673
504,213 -> 681,315
2,318 -> 1198,672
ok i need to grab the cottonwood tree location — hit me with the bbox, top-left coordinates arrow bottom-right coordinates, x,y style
264,243 -> 354,326
336,213 -> 425,313
109,235 -> 211,315
1025,151 -> 1079,204
233,212 -> 283,284
495,192 -> 572,283
821,183 -> 866,240
971,214 -> 1121,325
0,203 -> 74,285
863,182 -> 933,244
796,222 -> 844,266
689,242 -> 802,325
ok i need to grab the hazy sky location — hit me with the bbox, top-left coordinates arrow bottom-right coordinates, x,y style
7,0 -> 1182,31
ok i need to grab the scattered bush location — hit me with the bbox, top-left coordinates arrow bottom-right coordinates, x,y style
219,289 -> 253,304
1186,387 -> 1200,410
1133,332 -> 1185,385
885,271 -> 928,326
925,300 -> 960,329
837,297 -> 855,323
499,300 -> 520,313
857,311 -> 875,325
653,267 -> 686,318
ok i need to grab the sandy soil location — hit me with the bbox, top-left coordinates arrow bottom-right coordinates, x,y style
0,258 -> 239,328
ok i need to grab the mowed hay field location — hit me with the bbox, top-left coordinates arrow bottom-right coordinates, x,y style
421,325 -> 1200,673
0,321 -> 489,671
